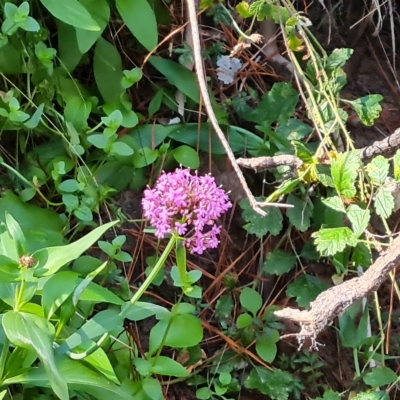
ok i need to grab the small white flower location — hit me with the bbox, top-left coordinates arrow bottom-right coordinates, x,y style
216,55 -> 242,85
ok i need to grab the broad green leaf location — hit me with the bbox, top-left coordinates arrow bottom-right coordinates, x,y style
83,346 -> 120,384
59,309 -> 123,353
275,118 -> 313,142
32,220 -> 118,276
5,212 -> 27,256
346,204 -> 370,238
172,145 -> 200,169
240,287 -> 262,316
24,103 -> 44,129
0,191 -> 64,253
121,301 -> 169,321
149,356 -> 188,377
110,142 -> 134,156
2,311 -> 68,400
149,57 -> 200,103
314,390 -> 341,400
0,255 -> 21,282
3,355 -> 133,400
255,334 -> 278,363
116,0 -> 158,51
312,227 -> 358,256
149,314 -> 203,354
240,199 -> 283,237
350,94 -> 383,126
40,0 -> 100,31
94,38 -> 124,102
375,187 -> 395,219
236,313 -> 253,328
142,377 -> 163,400
75,0 -> 109,53
325,48 -> 354,70
286,274 -> 329,308
331,151 -> 360,199
363,366 -> 398,387
196,387 -> 213,400
245,367 -> 293,399
367,155 -> 389,185
263,250 -> 296,275
42,271 -> 80,319
286,194 -> 312,232
322,196 -> 346,213
250,82 -> 299,125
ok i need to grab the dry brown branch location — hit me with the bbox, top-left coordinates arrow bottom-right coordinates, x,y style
237,127 -> 400,173
274,234 -> 400,349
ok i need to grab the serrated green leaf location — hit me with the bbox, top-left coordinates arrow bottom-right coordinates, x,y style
286,194 -> 312,232
263,250 -> 296,275
240,199 -> 283,237
331,151 -> 360,198
346,204 -> 370,237
350,94 -> 383,126
363,366 -> 397,387
316,164 -> 334,187
292,141 -> 314,164
244,367 -> 293,399
322,196 -> 346,213
312,227 -> 358,256
286,274 -> 329,308
325,48 -> 354,70
367,155 -> 389,185
351,392 -> 389,400
374,187 -> 395,218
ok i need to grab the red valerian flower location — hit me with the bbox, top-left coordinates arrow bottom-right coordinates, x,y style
142,167 -> 232,254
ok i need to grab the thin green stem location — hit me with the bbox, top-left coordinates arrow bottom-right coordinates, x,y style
120,235 -> 177,319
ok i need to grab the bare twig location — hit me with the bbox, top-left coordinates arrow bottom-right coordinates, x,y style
274,233 -> 400,349
186,0 -> 292,215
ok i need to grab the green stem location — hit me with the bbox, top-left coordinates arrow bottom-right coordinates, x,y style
1,162 -> 62,207
120,235 -> 177,319
353,347 -> 361,377
15,280 -> 26,312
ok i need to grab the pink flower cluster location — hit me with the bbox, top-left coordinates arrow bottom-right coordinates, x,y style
142,167 -> 232,254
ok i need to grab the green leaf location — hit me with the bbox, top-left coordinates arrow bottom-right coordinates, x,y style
346,204 -> 370,238
255,334 -> 278,363
394,150 -> 400,181
322,196 -> 346,213
331,151 -> 360,199
110,142 -> 134,156
363,366 -> 397,387
40,0 -> 100,31
149,57 -> 200,103
196,387 -> 213,400
312,227 -> 358,256
250,82 -> 299,125
325,48 -> 354,70
59,309 -> 123,353
236,313 -> 253,328
286,274 -> 329,308
240,287 -> 262,316
286,194 -> 312,232
42,271 -> 80,319
149,356 -> 188,377
374,187 -> 395,219
121,301 -> 169,321
32,220 -> 118,276
172,145 -> 200,169
75,0 -> 109,53
367,155 -> 389,185
79,281 -> 124,305
3,355 -> 133,400
58,179 -> 81,193
94,38 -> 124,102
350,94 -> 383,126
149,314 -> 203,354
5,212 -> 27,256
240,199 -> 283,237
2,311 -> 68,400
351,392 -> 389,400
116,0 -> 158,51
84,347 -> 120,384
263,250 -> 296,275
245,367 -> 293,399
